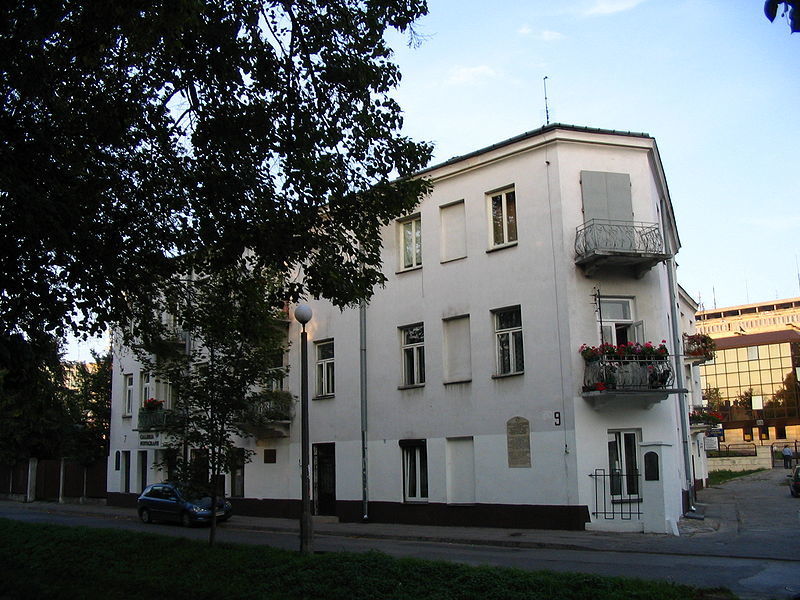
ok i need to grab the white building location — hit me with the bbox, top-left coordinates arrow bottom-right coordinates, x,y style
108,124 -> 695,534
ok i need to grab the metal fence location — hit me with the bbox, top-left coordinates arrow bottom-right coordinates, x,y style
588,469 -> 642,520
706,443 -> 757,458
575,219 -> 665,257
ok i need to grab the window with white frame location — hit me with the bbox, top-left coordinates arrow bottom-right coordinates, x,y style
401,324 -> 425,386
608,430 -> 640,497
155,378 -> 172,409
315,340 -> 335,397
493,307 -> 524,375
140,372 -> 152,407
598,297 -> 643,346
266,350 -> 286,391
398,215 -> 422,270
488,188 -> 517,247
124,374 -> 134,415
400,440 -> 428,502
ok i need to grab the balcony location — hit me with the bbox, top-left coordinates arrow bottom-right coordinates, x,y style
574,219 -> 672,278
581,355 -> 685,409
239,392 -> 294,439
137,408 -> 174,432
683,333 -> 715,365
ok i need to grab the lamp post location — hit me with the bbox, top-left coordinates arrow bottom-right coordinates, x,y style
294,303 -> 313,555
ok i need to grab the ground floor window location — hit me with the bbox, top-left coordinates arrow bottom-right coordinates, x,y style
608,430 -> 639,497
400,439 -> 428,502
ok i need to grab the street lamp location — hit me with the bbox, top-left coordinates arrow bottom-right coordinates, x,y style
294,303 -> 313,555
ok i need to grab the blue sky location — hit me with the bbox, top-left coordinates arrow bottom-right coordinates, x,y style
386,0 -> 800,310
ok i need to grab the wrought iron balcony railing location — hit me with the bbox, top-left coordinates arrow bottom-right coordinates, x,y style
574,219 -> 671,276
583,355 -> 675,393
239,392 -> 295,439
137,408 -> 174,432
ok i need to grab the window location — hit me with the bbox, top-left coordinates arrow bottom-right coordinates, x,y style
399,216 -> 422,270
266,350 -> 286,391
494,307 -> 524,375
400,440 -> 428,502
599,297 -> 643,346
608,430 -> 639,497
488,188 -> 517,247
155,378 -> 172,409
401,324 -> 425,386
315,340 -> 335,397
140,372 -> 152,408
124,374 -> 134,415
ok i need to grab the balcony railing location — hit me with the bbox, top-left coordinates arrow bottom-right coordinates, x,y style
137,408 -> 174,432
574,219 -> 671,276
582,356 -> 684,409
239,392 -> 294,439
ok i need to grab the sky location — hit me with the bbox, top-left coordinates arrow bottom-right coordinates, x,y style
65,0 -> 799,361
385,0 -> 800,311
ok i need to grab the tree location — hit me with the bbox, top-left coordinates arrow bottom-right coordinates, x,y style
0,333 -> 71,465
132,258 -> 290,546
764,1 -> 800,32
1,1 -> 433,340
67,351 -> 112,467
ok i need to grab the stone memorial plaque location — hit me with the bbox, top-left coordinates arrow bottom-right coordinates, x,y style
507,416 -> 531,468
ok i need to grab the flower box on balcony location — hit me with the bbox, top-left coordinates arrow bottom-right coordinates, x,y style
683,334 -> 715,364
579,341 -> 685,409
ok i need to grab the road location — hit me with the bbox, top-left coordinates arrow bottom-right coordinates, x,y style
1,499 -> 799,600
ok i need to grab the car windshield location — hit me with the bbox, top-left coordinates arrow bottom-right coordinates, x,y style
172,485 -> 212,506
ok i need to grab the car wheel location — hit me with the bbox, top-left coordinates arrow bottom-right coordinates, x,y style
181,511 -> 192,527
139,508 -> 152,524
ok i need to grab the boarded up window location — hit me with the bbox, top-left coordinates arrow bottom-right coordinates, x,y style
440,201 -> 467,261
443,316 -> 471,382
580,171 -> 633,222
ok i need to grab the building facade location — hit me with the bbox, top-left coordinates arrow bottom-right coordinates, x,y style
108,124 -> 694,533
696,298 -> 800,446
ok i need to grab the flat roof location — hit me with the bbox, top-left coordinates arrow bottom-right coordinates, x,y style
713,329 -> 800,350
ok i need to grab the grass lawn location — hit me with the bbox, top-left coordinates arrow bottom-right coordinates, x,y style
707,469 -> 766,486
0,519 -> 735,600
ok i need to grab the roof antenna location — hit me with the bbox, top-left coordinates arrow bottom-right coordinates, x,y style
543,76 -> 551,125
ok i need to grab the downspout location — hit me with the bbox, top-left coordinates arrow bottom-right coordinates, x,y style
359,300 -> 369,521
663,212 -> 694,511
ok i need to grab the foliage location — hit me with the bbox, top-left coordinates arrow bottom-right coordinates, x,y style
131,258 -> 291,545
702,387 -> 724,412
0,519 -> 733,600
0,0 -> 433,340
684,334 -> 715,358
0,333 -> 72,464
66,350 -> 112,466
579,341 -> 669,362
707,469 -> 766,487
689,408 -> 723,425
764,0 -> 799,32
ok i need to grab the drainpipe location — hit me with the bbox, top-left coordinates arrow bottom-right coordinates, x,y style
359,301 -> 369,521
663,217 -> 694,511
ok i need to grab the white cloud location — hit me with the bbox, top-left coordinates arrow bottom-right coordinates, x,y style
518,25 -> 532,35
445,65 -> 497,86
583,0 -> 647,16
537,30 -> 564,41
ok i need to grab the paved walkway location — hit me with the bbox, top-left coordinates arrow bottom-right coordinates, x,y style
5,467 -> 800,562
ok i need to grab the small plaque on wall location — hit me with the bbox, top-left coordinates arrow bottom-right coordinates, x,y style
507,416 -> 531,468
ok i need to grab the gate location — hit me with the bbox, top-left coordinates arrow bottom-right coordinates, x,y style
589,469 -> 642,520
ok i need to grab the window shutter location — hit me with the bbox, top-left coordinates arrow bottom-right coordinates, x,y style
580,171 -> 633,222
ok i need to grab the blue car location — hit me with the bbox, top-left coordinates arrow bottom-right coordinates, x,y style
789,466 -> 800,498
137,482 -> 232,526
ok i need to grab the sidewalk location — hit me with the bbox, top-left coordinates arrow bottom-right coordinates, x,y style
6,467 -> 799,562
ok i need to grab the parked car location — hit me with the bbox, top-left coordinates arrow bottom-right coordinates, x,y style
789,466 -> 800,498
137,482 -> 232,526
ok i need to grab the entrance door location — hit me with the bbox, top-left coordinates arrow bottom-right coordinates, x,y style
312,443 -> 336,516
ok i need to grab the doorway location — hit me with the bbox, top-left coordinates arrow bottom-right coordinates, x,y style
312,443 -> 336,516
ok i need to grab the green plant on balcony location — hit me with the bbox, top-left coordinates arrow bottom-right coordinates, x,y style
579,341 -> 672,392
684,333 -> 716,360
689,408 -> 723,426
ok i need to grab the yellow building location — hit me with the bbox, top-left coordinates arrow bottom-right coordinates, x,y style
696,298 -> 800,446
